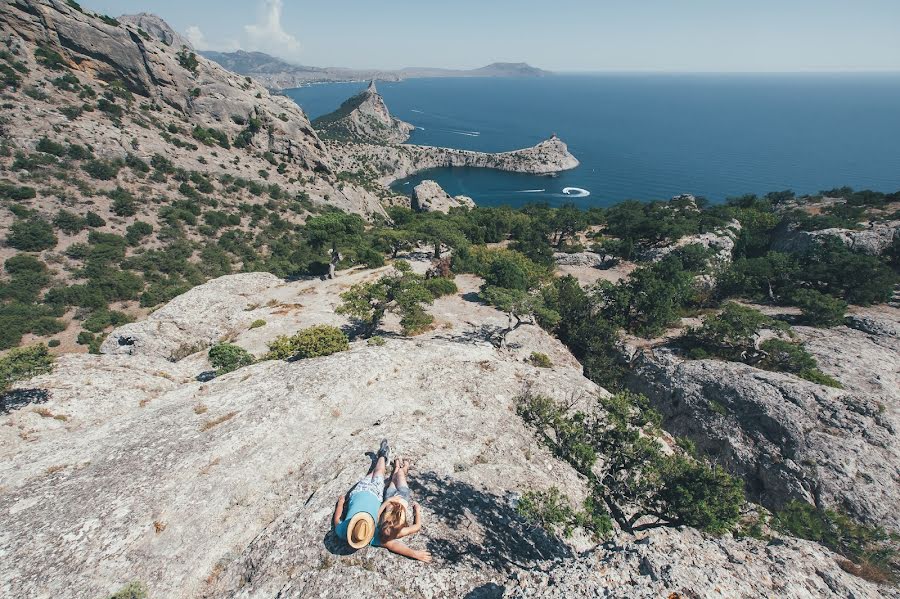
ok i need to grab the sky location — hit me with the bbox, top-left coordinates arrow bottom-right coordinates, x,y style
80,0 -> 900,72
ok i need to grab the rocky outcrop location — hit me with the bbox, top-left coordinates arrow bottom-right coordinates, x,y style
2,270 -> 892,598
313,80 -> 414,144
329,135 -> 580,186
411,180 -> 475,213
553,251 -> 613,268
626,307 -> 900,531
772,220 -> 900,256
100,273 -> 283,361
118,12 -> 193,48
507,527 -> 891,599
638,219 -> 742,264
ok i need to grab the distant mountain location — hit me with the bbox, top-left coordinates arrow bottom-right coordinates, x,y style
200,50 -> 552,89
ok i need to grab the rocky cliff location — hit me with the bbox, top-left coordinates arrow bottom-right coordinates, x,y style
0,0 -> 384,217
313,80 -> 415,144
329,135 -> 580,187
1,261 -> 894,598
412,180 -> 475,213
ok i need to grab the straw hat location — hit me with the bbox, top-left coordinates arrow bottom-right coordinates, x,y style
347,513 -> 376,549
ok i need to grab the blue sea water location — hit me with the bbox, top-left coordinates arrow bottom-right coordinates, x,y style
284,74 -> 900,208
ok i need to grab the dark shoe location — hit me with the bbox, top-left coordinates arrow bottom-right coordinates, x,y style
377,439 -> 390,463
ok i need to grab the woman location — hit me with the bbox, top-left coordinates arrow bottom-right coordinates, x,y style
375,457 -> 432,563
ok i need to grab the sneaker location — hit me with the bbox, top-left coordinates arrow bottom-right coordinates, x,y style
377,438 -> 390,463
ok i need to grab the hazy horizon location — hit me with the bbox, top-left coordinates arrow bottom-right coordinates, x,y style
78,0 -> 900,73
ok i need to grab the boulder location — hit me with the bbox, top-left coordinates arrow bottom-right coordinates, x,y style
412,180 -> 475,213
553,251 -> 614,268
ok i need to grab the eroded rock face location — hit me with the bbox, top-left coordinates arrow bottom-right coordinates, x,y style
772,220 -> 900,256
553,251 -> 614,268
412,180 -> 475,213
118,12 -> 193,48
626,308 -> 900,531
638,219 -> 742,265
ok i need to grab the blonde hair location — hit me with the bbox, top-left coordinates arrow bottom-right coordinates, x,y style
379,502 -> 407,542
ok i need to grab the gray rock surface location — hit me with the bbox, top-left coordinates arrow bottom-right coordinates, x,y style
119,12 -> 193,48
553,251 -> 614,268
626,307 -> 900,531
412,180 -> 476,213
772,220 -> 900,256
1,271 -> 892,598
638,219 -> 742,264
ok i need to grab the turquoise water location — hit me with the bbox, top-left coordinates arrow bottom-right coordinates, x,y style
285,74 -> 900,207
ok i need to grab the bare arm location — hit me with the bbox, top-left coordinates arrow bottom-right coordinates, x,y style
332,495 -> 345,528
398,501 -> 423,538
382,540 -> 432,563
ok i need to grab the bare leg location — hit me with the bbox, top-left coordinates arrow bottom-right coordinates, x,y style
392,458 -> 410,489
369,455 -> 387,479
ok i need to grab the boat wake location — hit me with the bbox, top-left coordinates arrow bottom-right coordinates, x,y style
516,189 -> 546,193
449,130 -> 481,137
560,187 -> 591,198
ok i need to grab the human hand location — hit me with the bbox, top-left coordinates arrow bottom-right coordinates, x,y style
417,550 -> 433,563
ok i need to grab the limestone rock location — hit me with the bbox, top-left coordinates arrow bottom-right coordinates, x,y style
638,219 -> 742,264
313,80 -> 415,144
772,220 -> 900,256
626,307 -> 900,531
412,180 -> 475,213
119,12 -> 193,48
101,273 -> 283,361
553,251 -> 613,268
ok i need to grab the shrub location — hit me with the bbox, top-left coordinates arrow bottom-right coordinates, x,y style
423,277 -> 458,298
266,325 -> 349,360
208,343 -> 254,375
0,345 -> 54,393
36,137 -> 67,157
67,143 -> 93,160
35,46 -> 66,70
337,262 -> 436,337
790,289 -> 847,327
367,336 -> 386,347
517,487 -> 611,540
54,210 -> 87,235
48,339 -> 61,348
0,182 -> 37,200
85,211 -> 106,228
249,319 -> 266,329
177,47 -> 199,74
528,352 -> 553,368
125,221 -> 153,245
759,339 -> 842,388
107,582 -> 148,599
110,187 -> 137,217
6,218 -> 58,251
773,501 -> 897,583
76,331 -> 95,346
83,308 -> 132,333
83,159 -> 121,180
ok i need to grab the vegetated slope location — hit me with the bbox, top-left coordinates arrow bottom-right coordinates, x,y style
0,0 -> 386,351
0,261 -> 889,599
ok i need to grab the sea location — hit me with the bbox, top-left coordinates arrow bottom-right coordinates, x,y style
284,74 -> 900,208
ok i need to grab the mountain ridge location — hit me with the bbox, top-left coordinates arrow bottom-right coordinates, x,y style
200,50 -> 552,89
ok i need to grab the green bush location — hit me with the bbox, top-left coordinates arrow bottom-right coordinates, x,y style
517,487 -> 611,540
423,277 -> 458,298
208,343 -> 254,375
107,582 -> 148,599
0,345 -> 54,392
773,501 -> 897,583
48,339 -> 61,347
6,217 -> 58,251
0,182 -> 37,200
85,211 -> 106,227
249,319 -> 266,329
177,47 -> 199,74
36,137 -> 67,156
528,352 -> 553,368
367,335 -> 386,347
83,159 -> 121,180
110,187 -> 137,217
35,46 -> 66,70
790,289 -> 847,327
759,339 -> 842,388
125,221 -> 153,245
266,325 -> 349,360
67,143 -> 93,160
54,210 -> 87,235
83,308 -> 132,333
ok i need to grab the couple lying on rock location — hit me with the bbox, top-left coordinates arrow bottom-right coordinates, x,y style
333,439 -> 432,563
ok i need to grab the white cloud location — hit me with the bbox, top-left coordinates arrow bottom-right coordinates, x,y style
185,25 -> 210,51
243,0 -> 301,60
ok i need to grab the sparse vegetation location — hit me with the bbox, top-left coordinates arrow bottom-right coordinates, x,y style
266,325 -> 349,360
208,343 -> 254,375
0,345 -> 54,393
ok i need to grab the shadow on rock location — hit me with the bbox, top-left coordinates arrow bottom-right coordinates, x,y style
464,583 -> 506,598
0,388 -> 50,414
411,472 -> 571,571
434,324 -> 506,347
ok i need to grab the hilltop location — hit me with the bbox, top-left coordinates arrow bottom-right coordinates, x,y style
201,50 -> 552,89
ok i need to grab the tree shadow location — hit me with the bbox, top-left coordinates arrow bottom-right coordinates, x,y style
410,472 -> 572,572
433,324 -> 506,347
0,388 -> 50,414
463,583 -> 506,599
461,291 -> 485,304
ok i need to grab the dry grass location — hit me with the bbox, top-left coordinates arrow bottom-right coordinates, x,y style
138,398 -> 151,408
330,408 -> 342,418
838,558 -> 894,584
200,411 -> 238,432
193,404 -> 208,415
199,457 -> 221,475
32,407 -> 68,421
153,520 -> 167,534
46,464 -> 66,475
